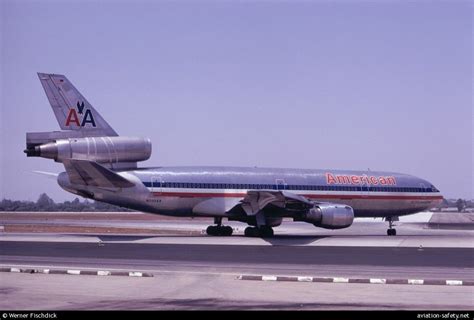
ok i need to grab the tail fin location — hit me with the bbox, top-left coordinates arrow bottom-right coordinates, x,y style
37,73 -> 118,137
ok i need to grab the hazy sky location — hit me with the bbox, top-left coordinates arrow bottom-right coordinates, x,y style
1,0 -> 472,202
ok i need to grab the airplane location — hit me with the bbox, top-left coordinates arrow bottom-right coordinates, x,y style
24,73 -> 443,237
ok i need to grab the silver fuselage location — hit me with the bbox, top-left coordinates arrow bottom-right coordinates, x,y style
58,166 -> 443,219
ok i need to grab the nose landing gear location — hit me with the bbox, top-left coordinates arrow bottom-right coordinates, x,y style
386,216 -> 398,236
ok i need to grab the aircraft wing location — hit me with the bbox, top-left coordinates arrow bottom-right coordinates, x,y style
240,190 -> 314,216
63,159 -> 135,188
191,190 -> 314,216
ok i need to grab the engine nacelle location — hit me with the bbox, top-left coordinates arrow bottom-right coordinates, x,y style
27,136 -> 152,164
303,204 -> 354,229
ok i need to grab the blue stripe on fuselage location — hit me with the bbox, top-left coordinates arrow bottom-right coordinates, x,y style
141,181 -> 437,193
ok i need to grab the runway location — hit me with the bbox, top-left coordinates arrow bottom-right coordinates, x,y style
1,211 -> 473,310
1,240 -> 473,275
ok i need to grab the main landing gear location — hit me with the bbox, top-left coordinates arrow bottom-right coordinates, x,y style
244,226 -> 274,238
206,217 -> 233,236
386,217 -> 397,236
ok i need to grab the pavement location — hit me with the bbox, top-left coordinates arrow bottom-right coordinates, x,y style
0,211 -> 473,310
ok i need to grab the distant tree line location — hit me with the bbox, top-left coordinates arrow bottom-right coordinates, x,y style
0,193 -> 132,212
433,198 -> 473,212
1,193 -> 472,213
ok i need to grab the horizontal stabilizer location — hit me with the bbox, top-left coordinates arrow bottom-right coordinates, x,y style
32,171 -> 59,179
63,159 -> 135,188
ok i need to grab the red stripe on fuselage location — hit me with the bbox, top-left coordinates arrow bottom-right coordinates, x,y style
154,192 -> 246,198
152,191 -> 443,201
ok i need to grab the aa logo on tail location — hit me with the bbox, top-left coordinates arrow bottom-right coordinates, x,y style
65,101 -> 96,127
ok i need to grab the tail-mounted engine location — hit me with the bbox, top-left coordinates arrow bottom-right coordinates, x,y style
25,133 -> 151,166
301,203 -> 354,229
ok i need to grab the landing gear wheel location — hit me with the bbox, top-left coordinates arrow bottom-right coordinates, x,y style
244,226 -> 274,237
386,229 -> 397,236
206,225 -> 233,236
259,226 -> 274,237
206,226 -> 217,236
222,226 -> 233,236
244,227 -> 259,237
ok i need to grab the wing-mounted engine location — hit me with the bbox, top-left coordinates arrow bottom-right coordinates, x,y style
300,203 -> 354,229
25,133 -> 151,169
225,190 -> 354,230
